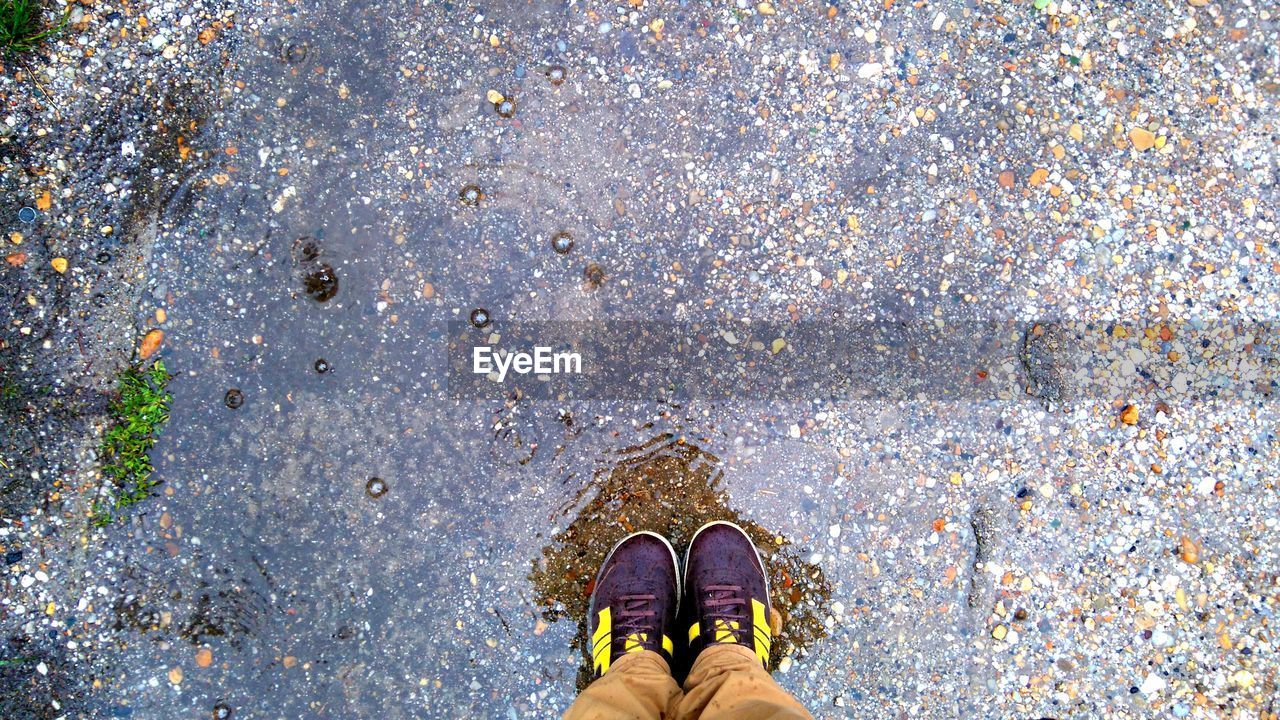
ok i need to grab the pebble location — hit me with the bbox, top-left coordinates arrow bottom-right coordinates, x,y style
1139,673 -> 1166,696
1128,127 -> 1156,151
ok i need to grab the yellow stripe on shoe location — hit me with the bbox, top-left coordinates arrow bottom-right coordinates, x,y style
751,599 -> 771,666
687,621 -> 701,644
662,634 -> 674,655
592,608 -> 612,675
713,618 -> 740,643
623,632 -> 647,654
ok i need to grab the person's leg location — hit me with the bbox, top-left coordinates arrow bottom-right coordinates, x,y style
673,521 -> 813,720
562,650 -> 682,720
562,531 -> 685,720
675,644 -> 810,720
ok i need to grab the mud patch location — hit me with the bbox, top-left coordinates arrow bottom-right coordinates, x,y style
1020,323 -> 1075,406
530,433 -> 830,688
292,236 -> 340,303
0,636 -> 92,719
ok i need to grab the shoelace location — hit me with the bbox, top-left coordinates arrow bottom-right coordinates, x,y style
615,593 -> 658,640
702,584 -> 747,643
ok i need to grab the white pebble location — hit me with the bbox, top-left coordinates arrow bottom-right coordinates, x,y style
1140,673 -> 1166,696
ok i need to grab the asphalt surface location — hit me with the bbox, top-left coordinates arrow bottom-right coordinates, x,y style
1,1 -> 1277,718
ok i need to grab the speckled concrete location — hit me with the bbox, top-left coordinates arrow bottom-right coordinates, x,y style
2,0 -> 1277,718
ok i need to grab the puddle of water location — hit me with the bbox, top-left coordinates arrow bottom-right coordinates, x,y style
82,1 -> 1052,716
531,433 -> 831,687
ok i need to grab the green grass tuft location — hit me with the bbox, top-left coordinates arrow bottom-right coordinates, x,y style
93,360 -> 172,526
1,0 -> 69,57
0,377 -> 19,404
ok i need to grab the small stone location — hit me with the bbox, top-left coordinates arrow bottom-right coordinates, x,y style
998,170 -> 1015,188
857,62 -> 883,79
422,282 -> 435,299
757,2 -> 776,15
139,329 -> 165,360
1139,672 -> 1165,696
51,257 -> 68,273
195,648 -> 213,668
168,667 -> 184,684
1068,123 -> 1083,142
1120,404 -> 1139,425
1179,536 -> 1199,564
1128,127 -> 1156,151
992,624 -> 1008,640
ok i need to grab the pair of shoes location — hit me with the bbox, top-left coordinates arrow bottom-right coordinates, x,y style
587,521 -> 772,678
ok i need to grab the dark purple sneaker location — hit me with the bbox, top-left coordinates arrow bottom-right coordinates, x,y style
683,521 -> 772,667
587,531 -> 681,677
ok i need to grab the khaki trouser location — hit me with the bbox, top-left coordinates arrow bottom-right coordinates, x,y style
563,644 -> 813,720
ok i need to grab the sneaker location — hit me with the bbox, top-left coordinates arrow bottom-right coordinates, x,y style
682,520 -> 772,667
586,531 -> 681,677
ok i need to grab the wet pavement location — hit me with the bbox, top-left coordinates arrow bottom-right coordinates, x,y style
2,0 -> 1279,718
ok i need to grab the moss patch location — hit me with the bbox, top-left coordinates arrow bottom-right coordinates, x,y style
93,360 -> 172,526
